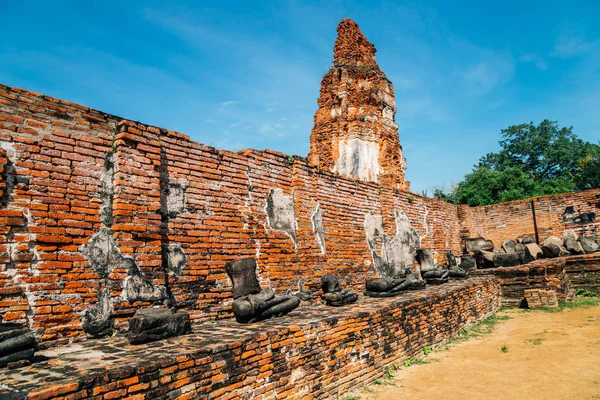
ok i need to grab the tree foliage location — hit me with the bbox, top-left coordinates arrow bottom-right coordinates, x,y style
442,120 -> 600,206
574,145 -> 600,191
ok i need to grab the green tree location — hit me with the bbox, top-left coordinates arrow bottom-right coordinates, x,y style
574,144 -> 600,190
446,120 -> 600,206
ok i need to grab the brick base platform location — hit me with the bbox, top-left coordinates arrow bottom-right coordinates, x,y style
0,278 -> 498,400
472,254 -> 600,307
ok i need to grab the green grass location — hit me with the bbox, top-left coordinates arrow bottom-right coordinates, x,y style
528,338 -> 544,345
541,296 -> 600,313
576,288 -> 598,297
403,357 -> 430,367
437,313 -> 511,352
501,345 -> 509,353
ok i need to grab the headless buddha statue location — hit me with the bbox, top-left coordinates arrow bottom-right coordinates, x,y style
416,248 -> 449,284
321,274 -> 358,306
225,258 -> 300,323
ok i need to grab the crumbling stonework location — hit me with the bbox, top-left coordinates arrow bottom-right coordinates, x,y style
81,288 -> 113,338
364,209 -> 421,278
162,243 -> 187,276
308,18 -> 409,190
121,257 -> 166,303
524,288 -> 559,309
79,227 -> 121,278
311,204 -> 326,255
265,188 -> 298,247
0,16 -> 599,400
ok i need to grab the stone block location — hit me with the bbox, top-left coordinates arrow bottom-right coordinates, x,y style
524,289 -> 559,309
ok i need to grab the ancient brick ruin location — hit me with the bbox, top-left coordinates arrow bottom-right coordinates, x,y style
0,18 -> 599,400
308,18 -> 409,190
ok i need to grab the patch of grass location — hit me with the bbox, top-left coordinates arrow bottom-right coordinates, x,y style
402,357 -> 430,367
528,338 -> 544,345
469,313 -> 511,336
373,378 -> 383,385
576,288 -> 598,297
413,358 -> 430,365
423,346 -> 431,355
343,397 -> 359,400
500,345 -> 509,353
542,296 -> 600,313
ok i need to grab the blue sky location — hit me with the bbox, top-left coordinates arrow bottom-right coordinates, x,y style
2,1 -> 599,193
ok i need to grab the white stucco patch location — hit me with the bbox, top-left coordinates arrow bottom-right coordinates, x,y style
333,137 -> 380,182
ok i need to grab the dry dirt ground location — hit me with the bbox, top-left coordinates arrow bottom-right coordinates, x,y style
350,301 -> 600,400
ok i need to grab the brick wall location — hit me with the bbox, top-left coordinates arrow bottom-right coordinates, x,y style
0,85 -> 119,346
2,82 -> 597,348
0,84 -> 463,347
459,189 -> 600,248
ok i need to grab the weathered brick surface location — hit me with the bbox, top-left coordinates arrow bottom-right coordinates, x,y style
563,253 -> 600,294
0,84 -> 118,347
307,19 -> 409,190
468,255 -> 600,306
0,146 -> 6,200
472,262 -> 566,308
459,189 -> 600,248
524,289 -> 558,309
0,84 -> 463,346
0,278 -> 499,400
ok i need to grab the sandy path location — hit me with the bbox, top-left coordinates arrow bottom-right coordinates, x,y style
353,305 -> 600,400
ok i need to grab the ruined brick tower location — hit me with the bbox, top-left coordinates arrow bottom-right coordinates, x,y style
308,18 -> 409,190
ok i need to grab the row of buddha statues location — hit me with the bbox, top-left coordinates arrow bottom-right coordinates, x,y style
226,248 -> 469,324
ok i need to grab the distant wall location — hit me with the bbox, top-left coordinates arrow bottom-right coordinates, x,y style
459,189 -> 600,249
0,84 -> 462,347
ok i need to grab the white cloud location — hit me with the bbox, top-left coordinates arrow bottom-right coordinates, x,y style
552,36 -> 600,58
519,53 -> 547,70
259,124 -> 273,134
259,123 -> 286,137
217,100 -> 238,112
459,59 -> 514,96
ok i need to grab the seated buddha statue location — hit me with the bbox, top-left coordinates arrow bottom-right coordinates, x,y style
225,258 -> 300,323
416,248 -> 449,284
321,274 -> 358,306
